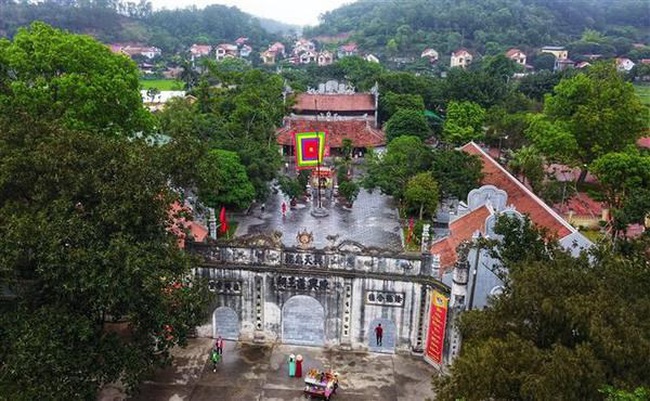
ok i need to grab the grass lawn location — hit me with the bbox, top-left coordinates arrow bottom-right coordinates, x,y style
634,84 -> 650,105
140,79 -> 184,91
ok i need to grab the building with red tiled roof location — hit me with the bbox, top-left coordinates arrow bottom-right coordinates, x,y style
505,48 -> 526,65
276,117 -> 385,149
277,81 -> 384,155
451,48 -> 473,68
294,93 -> 375,114
638,137 -> 650,149
461,142 -> 573,238
431,142 -> 593,312
430,142 -> 591,276
430,206 -> 491,268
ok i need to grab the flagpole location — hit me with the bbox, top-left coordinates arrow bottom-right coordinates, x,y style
317,157 -> 322,209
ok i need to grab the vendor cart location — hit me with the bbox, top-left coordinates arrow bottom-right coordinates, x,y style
303,369 -> 338,400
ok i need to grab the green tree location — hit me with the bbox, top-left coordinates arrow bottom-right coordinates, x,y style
508,145 -> 545,190
384,108 -> 430,142
277,175 -> 304,203
363,135 -> 432,200
0,121 -> 209,400
531,52 -> 557,71
524,113 -> 578,165
197,149 -> 255,210
198,69 -> 287,199
542,63 -> 648,181
590,150 -> 650,238
601,386 -> 650,401
404,171 -> 439,220
442,101 -> 486,145
338,180 -> 360,206
434,216 -> 650,401
379,92 -> 425,123
0,22 -> 153,134
430,149 -> 483,200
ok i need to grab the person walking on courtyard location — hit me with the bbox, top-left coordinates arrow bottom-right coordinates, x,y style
210,347 -> 221,372
215,336 -> 224,355
374,323 -> 383,346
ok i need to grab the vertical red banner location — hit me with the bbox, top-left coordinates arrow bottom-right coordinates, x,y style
425,290 -> 449,365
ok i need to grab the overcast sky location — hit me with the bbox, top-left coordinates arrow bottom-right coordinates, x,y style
150,0 -> 353,26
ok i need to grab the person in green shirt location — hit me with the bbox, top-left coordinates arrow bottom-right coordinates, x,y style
210,348 -> 221,372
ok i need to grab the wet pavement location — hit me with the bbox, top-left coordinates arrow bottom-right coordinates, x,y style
99,338 -> 437,401
236,180 -> 404,252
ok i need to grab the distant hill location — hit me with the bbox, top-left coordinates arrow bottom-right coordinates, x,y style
304,0 -> 650,59
256,17 -> 300,35
0,0 -> 284,54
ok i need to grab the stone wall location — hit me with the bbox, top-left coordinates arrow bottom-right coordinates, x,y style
190,238 -> 448,354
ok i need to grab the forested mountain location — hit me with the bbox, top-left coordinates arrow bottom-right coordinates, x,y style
3,0 -> 647,59
306,0 -> 649,58
0,0 -> 284,53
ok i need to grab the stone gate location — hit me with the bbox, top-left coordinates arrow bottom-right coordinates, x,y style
190,233 -> 449,356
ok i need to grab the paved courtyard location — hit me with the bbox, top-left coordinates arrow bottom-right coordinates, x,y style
235,179 -> 404,251
100,338 -> 438,401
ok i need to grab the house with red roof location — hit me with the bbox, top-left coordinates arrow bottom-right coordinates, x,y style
269,42 -> 286,56
450,48 -> 473,69
215,43 -> 239,60
189,44 -> 212,63
338,43 -> 358,58
505,48 -> 526,66
431,142 -> 592,310
276,80 -> 385,157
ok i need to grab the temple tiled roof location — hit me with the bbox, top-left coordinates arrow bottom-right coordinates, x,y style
276,117 -> 385,148
461,142 -> 573,238
294,93 -> 375,112
430,205 -> 491,270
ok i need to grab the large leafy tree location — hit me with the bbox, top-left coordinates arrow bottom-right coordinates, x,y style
430,149 -> 483,201
379,92 -> 425,123
384,108 -> 430,142
0,22 -> 153,135
0,121 -> 209,400
362,135 -> 432,200
197,149 -> 255,210
196,69 -> 287,200
590,150 -> 650,238
508,145 -> 545,190
434,215 -> 650,401
404,172 -> 439,220
0,25 -> 209,400
442,100 -> 486,145
540,62 -> 648,181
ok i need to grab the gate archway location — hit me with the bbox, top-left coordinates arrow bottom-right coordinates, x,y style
368,318 -> 396,352
212,306 -> 239,340
282,295 -> 325,346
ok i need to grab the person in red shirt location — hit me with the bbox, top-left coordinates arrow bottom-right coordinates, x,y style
374,324 -> 383,346
215,336 -> 224,355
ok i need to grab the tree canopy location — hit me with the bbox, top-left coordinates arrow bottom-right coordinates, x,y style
0,22 -> 153,134
442,101 -> 486,145
362,135 -> 432,201
538,63 -> 648,176
384,108 -> 430,142
434,215 -> 650,401
0,24 -> 209,400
